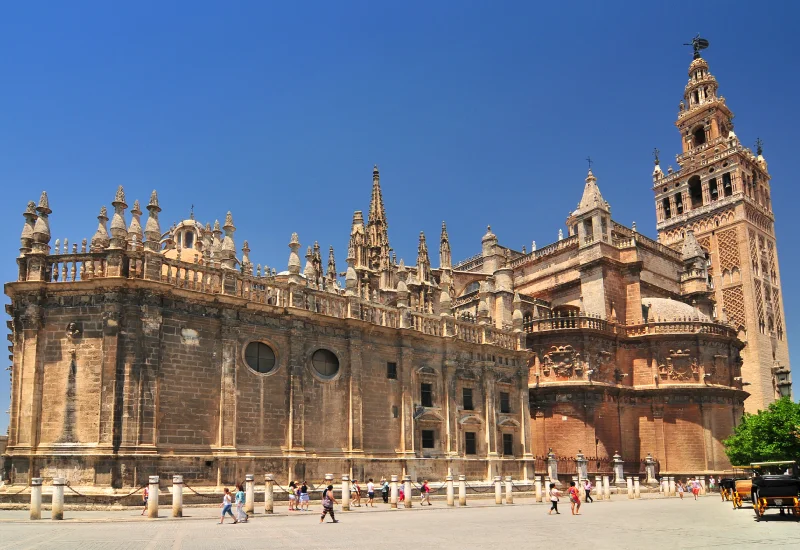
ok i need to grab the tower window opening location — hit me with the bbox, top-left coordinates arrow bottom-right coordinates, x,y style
722,173 -> 732,197
675,193 -> 684,214
692,126 -> 706,146
184,231 -> 194,249
661,198 -> 671,220
688,176 -> 703,208
692,91 -> 699,106
709,178 -> 718,201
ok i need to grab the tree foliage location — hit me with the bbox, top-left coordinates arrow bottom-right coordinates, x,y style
724,397 -> 800,465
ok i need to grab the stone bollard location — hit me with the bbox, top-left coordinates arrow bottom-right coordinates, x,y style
668,476 -> 676,497
660,477 -> 667,496
458,475 -> 467,506
148,476 -> 159,518
172,475 -> 183,518
341,475 -> 350,511
699,478 -> 706,495
403,475 -> 412,508
634,477 -> 641,499
245,474 -> 255,514
602,475 -> 610,500
534,475 -> 542,502
504,476 -> 513,504
390,475 -> 399,509
595,475 -> 603,501
612,453 -> 625,486
626,477 -> 634,499
51,477 -> 66,521
494,476 -> 502,505
265,474 -> 274,514
446,475 -> 454,507
30,478 -> 43,520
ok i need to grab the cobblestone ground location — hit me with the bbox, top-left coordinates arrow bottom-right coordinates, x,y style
1,495 -> 799,549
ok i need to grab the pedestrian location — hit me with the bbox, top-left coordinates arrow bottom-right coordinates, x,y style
381,477 -> 390,504
319,484 -> 339,524
691,478 -> 700,500
219,488 -> 238,524
351,479 -> 361,507
398,484 -> 405,503
300,481 -> 310,511
420,480 -> 432,506
677,480 -> 685,500
568,481 -> 581,515
235,484 -> 248,522
367,478 -> 376,507
708,476 -> 716,492
288,481 -> 297,511
583,478 -> 593,503
548,483 -> 560,515
141,485 -> 149,516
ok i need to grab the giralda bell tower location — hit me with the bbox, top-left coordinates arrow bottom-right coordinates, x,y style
652,38 -> 791,412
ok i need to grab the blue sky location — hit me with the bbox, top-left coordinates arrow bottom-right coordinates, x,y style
0,1 -> 797,432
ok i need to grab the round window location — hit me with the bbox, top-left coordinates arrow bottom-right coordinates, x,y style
244,342 -> 276,374
312,349 -> 340,378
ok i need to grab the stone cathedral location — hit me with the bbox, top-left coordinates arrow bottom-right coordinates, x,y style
1,47 -> 791,488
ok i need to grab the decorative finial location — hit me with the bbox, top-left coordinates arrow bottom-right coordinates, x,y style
148,190 -> 160,210
190,204 -> 195,220
653,147 -> 660,165
586,156 -> 592,170
684,34 -> 709,59
755,137 -> 763,156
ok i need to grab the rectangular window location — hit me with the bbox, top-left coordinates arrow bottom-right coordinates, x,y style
503,433 -> 513,456
499,392 -> 511,414
421,383 -> 433,407
465,432 -> 477,455
387,362 -> 397,379
462,387 -> 474,410
392,405 -> 399,418
422,430 -> 435,449
709,178 -> 718,201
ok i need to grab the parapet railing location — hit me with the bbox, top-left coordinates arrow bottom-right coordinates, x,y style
522,312 -> 736,339
508,235 -> 579,269
524,314 -> 615,334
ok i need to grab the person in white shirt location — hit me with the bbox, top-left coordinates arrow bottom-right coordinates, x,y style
583,479 -> 593,503
366,478 -> 376,507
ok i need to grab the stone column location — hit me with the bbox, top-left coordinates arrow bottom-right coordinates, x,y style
547,450 -> 558,486
148,476 -> 159,518
219,322 -> 238,449
504,476 -> 513,504
576,451 -> 588,482
30,477 -> 43,520
446,475 -> 454,507
403,475 -> 412,508
172,475 -> 183,518
699,478 -> 706,495
458,475 -> 467,506
494,476 -> 502,505
534,476 -> 542,502
51,477 -> 65,521
265,474 -> 274,514
612,453 -> 624,486
595,475 -> 603,501
634,477 -> 641,499
668,476 -> 676,497
602,475 -> 610,500
390,475 -> 399,509
644,453 -> 657,485
660,477 -> 668,496
626,476 -> 634,499
341,475 -> 350,511
244,474 -> 254,514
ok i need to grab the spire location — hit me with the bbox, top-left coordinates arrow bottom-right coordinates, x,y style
349,211 -> 367,269
31,191 -> 52,254
312,241 -> 322,283
241,240 -> 252,273
345,243 -> 357,295
416,231 -> 431,283
288,233 -> 301,276
91,206 -> 110,252
575,168 -> 609,214
439,221 -> 451,270
20,200 -> 37,256
366,164 -> 391,271
144,190 -> 162,252
681,229 -> 705,261
128,200 -> 143,250
220,211 -> 236,269
326,245 -> 338,289
109,185 -> 128,249
303,245 -> 316,283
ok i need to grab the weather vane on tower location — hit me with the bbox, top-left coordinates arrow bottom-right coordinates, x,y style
684,34 -> 709,59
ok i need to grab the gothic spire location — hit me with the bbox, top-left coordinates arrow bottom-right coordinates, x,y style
220,211 -> 236,269
20,200 -> 37,256
575,168 -> 609,214
109,185 -> 128,249
416,231 -> 431,283
439,221 -> 451,270
326,245 -> 338,289
128,199 -> 143,250
31,191 -> 52,254
144,190 -> 162,252
91,206 -> 110,252
366,165 -> 391,269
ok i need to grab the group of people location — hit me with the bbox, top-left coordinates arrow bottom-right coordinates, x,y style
548,481 -> 584,516
219,485 -> 248,524
675,478 -> 704,500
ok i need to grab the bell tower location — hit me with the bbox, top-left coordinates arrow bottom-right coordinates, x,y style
652,38 -> 791,411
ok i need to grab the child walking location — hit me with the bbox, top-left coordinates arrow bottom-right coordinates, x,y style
219,488 -> 238,524
548,483 -> 560,515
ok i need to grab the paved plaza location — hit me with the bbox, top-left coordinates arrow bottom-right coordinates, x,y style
1,495 -> 799,549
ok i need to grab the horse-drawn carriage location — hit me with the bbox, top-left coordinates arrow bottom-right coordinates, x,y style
722,466 -> 753,509
750,461 -> 800,520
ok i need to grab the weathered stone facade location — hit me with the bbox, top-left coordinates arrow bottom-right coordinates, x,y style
2,48 -> 784,488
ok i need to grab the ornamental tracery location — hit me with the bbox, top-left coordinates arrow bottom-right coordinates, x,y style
541,345 -> 580,377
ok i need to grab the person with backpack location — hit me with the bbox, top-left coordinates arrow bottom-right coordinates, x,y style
235,484 -> 247,522
319,484 -> 339,523
568,481 -> 581,515
420,480 -> 432,506
299,481 -> 310,511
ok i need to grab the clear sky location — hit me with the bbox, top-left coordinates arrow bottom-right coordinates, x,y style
0,1 -> 797,433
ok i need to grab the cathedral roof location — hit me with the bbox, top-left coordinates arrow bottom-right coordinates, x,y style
641,297 -> 709,322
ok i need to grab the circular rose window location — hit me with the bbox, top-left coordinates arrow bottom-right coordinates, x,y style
244,342 -> 276,374
312,349 -> 339,378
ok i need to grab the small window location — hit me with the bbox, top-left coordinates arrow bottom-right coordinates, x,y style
422,430 -> 435,449
421,383 -> 433,407
503,433 -> 513,456
392,405 -> 399,418
462,388 -> 474,410
465,432 -> 477,455
387,362 -> 397,379
312,349 -> 339,378
499,392 -> 511,414
184,231 -> 194,249
244,342 -> 276,374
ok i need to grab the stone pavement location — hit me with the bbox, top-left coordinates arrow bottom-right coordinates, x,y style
1,495 -> 799,550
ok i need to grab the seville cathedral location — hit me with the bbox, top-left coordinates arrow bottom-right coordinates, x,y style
1,46 -> 791,489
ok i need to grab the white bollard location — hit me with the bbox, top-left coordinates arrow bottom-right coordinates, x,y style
446,475 -> 454,507
390,475 -> 399,509
595,475 -> 603,501
668,476 -> 676,497
265,474 -> 274,514
534,475 -> 543,502
341,475 -> 350,511
51,477 -> 66,521
172,475 -> 183,517
505,476 -> 513,504
403,475 -> 412,508
245,474 -> 255,514
627,476 -> 634,499
30,478 -> 43,520
699,478 -> 706,495
148,476 -> 159,518
458,475 -> 467,506
494,476 -> 503,505
634,477 -> 641,499
603,475 -> 610,500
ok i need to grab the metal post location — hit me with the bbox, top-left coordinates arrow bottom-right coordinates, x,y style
244,474 -> 254,514
265,474 -> 274,514
494,476 -> 502,505
148,476 -> 159,518
458,474 -> 467,506
172,475 -> 183,518
446,475 -> 454,507
30,478 -> 43,520
403,475 -> 412,508
534,475 -> 542,502
51,477 -> 66,521
341,475 -> 350,511
504,476 -> 513,504
390,475 -> 399,509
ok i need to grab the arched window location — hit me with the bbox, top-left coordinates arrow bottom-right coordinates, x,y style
184,231 -> 194,249
662,198 -> 671,219
688,176 -> 703,209
693,126 -> 706,147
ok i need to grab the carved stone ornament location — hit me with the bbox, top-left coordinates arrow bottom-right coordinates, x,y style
541,345 -> 578,377
657,349 -> 698,381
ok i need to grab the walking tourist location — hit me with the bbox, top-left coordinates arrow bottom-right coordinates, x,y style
351,479 -> 362,507
583,478 -> 593,503
300,481 -> 310,511
398,484 -> 405,503
141,485 -> 149,516
288,481 -> 297,511
320,484 -> 339,524
219,488 -> 238,524
708,476 -> 716,492
420,480 -> 432,506
568,481 -> 581,515
548,483 -> 560,515
235,484 -> 247,522
690,478 -> 700,500
381,477 -> 390,503
677,480 -> 685,500
367,478 -> 376,507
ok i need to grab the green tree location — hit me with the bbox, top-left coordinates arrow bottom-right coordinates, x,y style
724,397 -> 800,465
